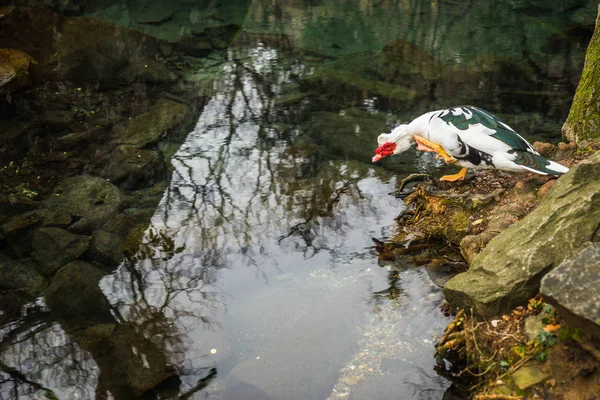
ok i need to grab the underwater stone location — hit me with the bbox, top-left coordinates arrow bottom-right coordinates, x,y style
100,145 -> 164,190
444,150 -> 600,316
0,48 -> 34,94
89,229 -> 125,267
31,227 -> 91,275
111,99 -> 189,147
44,261 -> 114,328
0,253 -> 44,297
43,175 -> 121,234
541,243 -> 600,338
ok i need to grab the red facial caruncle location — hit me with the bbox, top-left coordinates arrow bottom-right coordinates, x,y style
372,142 -> 397,162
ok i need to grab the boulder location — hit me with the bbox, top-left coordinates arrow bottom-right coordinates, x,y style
562,4 -> 600,143
444,151 -> 600,316
31,227 -> 91,275
43,175 -> 121,234
0,48 -> 35,94
44,261 -> 113,328
0,253 -> 44,296
111,99 -> 189,147
99,145 -> 164,189
89,229 -> 125,267
541,243 -> 600,338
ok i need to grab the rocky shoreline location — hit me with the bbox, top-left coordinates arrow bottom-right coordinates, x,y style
384,6 -> 600,397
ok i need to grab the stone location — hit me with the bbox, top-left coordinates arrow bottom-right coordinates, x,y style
524,313 -> 546,341
2,209 -> 46,233
44,261 -> 114,328
541,243 -> 600,338
537,179 -> 557,198
511,364 -> 549,390
0,253 -> 44,296
89,229 -> 125,267
43,175 -> 121,234
111,99 -> 189,147
0,194 -> 38,217
31,227 -> 91,275
0,48 -> 34,94
444,151 -> 600,316
99,145 -> 164,189
562,4 -> 600,143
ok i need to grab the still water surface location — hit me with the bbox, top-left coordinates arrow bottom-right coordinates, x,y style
0,0 -> 594,399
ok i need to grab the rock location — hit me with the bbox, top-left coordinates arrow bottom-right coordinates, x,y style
45,261 -> 114,328
444,151 -> 600,316
459,203 -> 525,264
562,4 -> 600,143
537,179 -> 557,198
111,99 -> 189,147
53,131 -> 88,150
31,227 -> 91,275
511,364 -> 549,390
0,253 -> 44,296
93,324 -> 178,396
43,175 -> 121,234
99,145 -> 164,189
2,209 -> 46,233
524,313 -> 546,341
0,193 -> 38,217
541,243 -> 600,338
89,229 -> 125,267
1,209 -> 72,233
533,141 -> 556,157
0,48 -> 34,94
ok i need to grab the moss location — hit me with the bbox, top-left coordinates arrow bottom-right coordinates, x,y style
563,5 -> 600,143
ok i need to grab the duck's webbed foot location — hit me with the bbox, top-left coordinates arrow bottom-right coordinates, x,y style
393,173 -> 432,198
440,167 -> 468,182
414,135 -> 457,165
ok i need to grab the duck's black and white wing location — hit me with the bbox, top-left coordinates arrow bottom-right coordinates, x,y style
427,106 -> 567,174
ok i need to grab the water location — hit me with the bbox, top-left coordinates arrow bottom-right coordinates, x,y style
0,1 -> 595,399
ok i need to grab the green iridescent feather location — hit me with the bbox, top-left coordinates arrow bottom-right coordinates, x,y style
441,107 -> 531,151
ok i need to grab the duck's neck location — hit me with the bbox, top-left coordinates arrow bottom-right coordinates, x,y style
407,111 -> 436,139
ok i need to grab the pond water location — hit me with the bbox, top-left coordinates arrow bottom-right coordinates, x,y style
0,0 -> 595,399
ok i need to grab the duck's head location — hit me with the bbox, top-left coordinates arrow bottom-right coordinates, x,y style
372,124 -> 412,162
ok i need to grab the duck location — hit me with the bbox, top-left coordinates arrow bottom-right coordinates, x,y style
372,106 -> 569,181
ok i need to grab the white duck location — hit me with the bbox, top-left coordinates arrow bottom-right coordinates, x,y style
372,106 -> 569,181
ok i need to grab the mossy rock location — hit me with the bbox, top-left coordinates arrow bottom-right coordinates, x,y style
44,261 -> 114,329
444,151 -> 600,316
562,4 -> 600,143
0,48 -> 35,94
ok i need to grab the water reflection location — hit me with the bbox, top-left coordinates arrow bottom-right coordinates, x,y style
99,44 -> 409,398
0,0 -> 596,398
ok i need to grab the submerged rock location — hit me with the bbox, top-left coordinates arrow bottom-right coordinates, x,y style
541,243 -> 600,338
31,227 -> 91,275
45,260 -> 114,328
0,252 -> 44,296
43,175 -> 122,234
111,99 -> 190,147
563,3 -> 600,143
444,151 -> 600,316
0,48 -> 34,94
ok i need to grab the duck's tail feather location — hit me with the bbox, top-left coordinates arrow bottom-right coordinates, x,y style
511,150 -> 569,175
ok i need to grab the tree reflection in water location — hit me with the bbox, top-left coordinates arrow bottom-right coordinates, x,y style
100,43 -> 397,396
